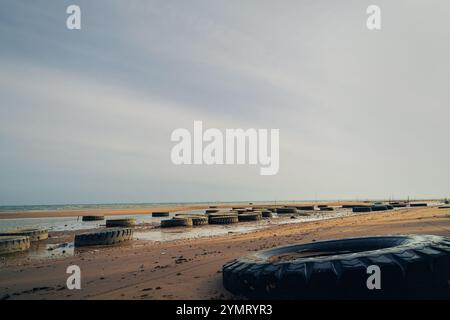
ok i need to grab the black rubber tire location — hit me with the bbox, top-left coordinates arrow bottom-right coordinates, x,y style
371,205 -> 388,212
82,215 -> 105,221
276,208 -> 297,214
74,228 -> 133,247
296,206 -> 315,211
222,235 -> 450,299
205,209 -> 219,214
209,216 -> 239,224
261,211 -> 273,218
438,206 -> 450,209
238,212 -> 262,222
319,207 -> 334,211
317,205 -> 328,208
152,212 -> 170,217
160,217 -> 193,228
0,229 -> 48,242
410,203 -> 428,207
174,214 -> 208,226
353,207 -> 372,213
106,218 -> 136,228
0,236 -> 31,254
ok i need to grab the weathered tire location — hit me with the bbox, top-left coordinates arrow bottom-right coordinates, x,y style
296,206 -> 315,211
106,218 -> 136,228
238,212 -> 262,222
276,208 -> 297,214
174,214 -> 208,226
222,235 -> 450,299
205,209 -> 219,214
319,207 -> 334,211
317,205 -> 328,208
261,211 -> 273,218
371,205 -> 388,211
209,216 -> 239,224
353,207 -> 372,213
160,217 -> 193,228
75,228 -> 133,247
152,212 -> 170,217
438,206 -> 450,209
0,236 -> 31,255
410,203 -> 428,207
0,229 -> 48,242
82,215 -> 104,221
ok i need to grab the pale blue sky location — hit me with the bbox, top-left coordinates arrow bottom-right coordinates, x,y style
1,1 -> 449,205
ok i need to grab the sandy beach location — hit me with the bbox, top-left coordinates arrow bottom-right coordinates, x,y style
0,204 -> 449,300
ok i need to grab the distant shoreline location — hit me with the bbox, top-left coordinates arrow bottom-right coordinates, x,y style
0,200 -> 440,219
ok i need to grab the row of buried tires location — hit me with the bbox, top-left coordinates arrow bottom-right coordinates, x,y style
159,209 -> 273,228
155,201 -> 434,228
0,229 -> 49,255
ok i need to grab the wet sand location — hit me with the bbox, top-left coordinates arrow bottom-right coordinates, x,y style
0,205 -> 449,300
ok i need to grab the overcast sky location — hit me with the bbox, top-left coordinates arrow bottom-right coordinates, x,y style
0,1 -> 449,205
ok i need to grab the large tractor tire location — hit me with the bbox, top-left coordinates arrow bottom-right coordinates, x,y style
106,218 -> 136,228
152,212 -> 170,217
261,211 -> 273,218
209,216 -> 239,225
160,217 -> 193,228
174,214 -> 208,225
410,203 -> 428,207
0,236 -> 31,255
223,235 -> 450,299
74,228 -> 133,247
82,215 -> 104,221
276,208 -> 297,214
0,229 -> 48,242
296,206 -> 315,211
238,212 -> 262,222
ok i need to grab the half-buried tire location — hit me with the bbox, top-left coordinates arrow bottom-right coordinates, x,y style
74,228 -> 133,247
152,212 -> 170,217
0,236 -> 31,254
0,229 -> 48,241
82,215 -> 104,221
276,208 -> 297,214
238,212 -> 262,222
161,217 -> 193,228
410,203 -> 428,207
106,218 -> 136,228
261,211 -> 273,218
222,235 -> 450,299
353,206 -> 372,213
174,214 -> 208,226
209,215 -> 239,225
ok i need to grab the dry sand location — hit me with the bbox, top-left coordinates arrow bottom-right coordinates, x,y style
0,205 -> 449,300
